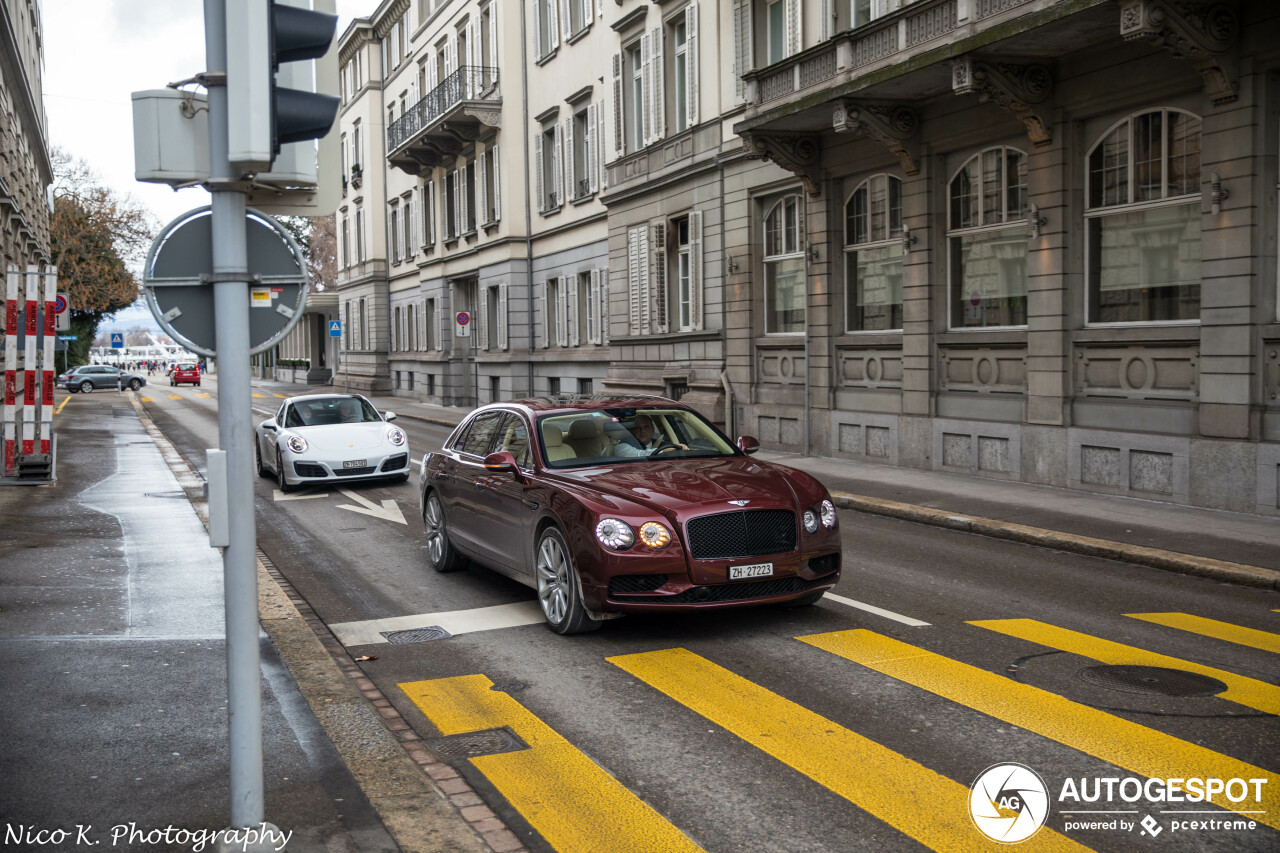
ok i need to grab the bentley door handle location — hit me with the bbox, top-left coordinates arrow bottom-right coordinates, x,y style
434,471 -> 451,481
522,499 -> 539,509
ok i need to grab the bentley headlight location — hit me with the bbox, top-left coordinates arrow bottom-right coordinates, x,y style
387,427 -> 407,446
803,509 -> 819,534
820,499 -> 837,529
286,435 -> 308,453
638,522 -> 671,549
595,518 -> 635,551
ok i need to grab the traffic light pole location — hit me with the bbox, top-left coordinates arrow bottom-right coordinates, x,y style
205,0 -> 264,828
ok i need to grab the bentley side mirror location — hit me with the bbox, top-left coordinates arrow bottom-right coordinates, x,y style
383,411 -> 398,422
484,451 -> 522,480
737,436 -> 760,455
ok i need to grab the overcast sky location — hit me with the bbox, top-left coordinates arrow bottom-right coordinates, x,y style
42,0 -> 377,331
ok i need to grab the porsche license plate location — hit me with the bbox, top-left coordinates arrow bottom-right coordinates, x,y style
342,459 -> 367,469
729,562 -> 773,580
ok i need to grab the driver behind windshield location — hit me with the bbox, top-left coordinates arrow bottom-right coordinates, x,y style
612,414 -> 686,457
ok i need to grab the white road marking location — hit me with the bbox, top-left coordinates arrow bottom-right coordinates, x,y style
335,487 -> 406,524
822,592 -> 931,626
329,601 -> 545,646
272,489 -> 326,501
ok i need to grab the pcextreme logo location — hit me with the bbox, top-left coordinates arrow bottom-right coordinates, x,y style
969,763 -> 1051,844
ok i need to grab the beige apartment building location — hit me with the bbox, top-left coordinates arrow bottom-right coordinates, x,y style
320,0 -> 1280,515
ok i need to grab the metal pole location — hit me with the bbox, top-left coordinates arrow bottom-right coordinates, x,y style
205,0 -> 263,828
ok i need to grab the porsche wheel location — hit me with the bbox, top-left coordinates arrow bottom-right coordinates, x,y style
255,441 -> 268,478
535,527 -> 600,635
423,491 -> 465,572
276,448 -> 295,493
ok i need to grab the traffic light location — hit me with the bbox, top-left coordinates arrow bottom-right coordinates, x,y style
226,0 -> 340,173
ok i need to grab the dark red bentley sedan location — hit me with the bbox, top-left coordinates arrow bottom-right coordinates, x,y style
418,395 -> 842,634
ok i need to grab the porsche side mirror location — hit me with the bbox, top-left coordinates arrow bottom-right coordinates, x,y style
484,451 -> 521,479
262,420 -> 277,432
737,436 -> 760,455
383,412 -> 397,422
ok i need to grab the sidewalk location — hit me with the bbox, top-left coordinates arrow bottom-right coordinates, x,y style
0,387 -> 485,852
260,377 -> 1280,590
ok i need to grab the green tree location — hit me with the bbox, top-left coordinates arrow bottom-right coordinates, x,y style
49,150 -> 157,367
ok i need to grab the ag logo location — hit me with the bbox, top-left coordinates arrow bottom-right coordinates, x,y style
969,763 -> 1050,844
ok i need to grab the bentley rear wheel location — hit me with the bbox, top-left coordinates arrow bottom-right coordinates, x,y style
535,527 -> 600,635
423,491 -> 466,572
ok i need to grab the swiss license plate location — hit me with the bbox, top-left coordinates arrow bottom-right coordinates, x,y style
342,459 -> 367,469
729,562 -> 773,580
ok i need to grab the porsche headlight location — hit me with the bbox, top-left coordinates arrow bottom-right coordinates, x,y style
803,509 -> 819,534
387,427 -> 407,446
286,435 -> 308,453
638,521 -> 671,549
595,518 -> 635,551
820,499 -> 837,529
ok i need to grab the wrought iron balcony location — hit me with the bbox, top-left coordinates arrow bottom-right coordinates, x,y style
387,66 -> 501,176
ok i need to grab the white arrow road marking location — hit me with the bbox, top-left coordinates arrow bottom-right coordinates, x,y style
335,487 -> 407,525
273,488 -> 327,502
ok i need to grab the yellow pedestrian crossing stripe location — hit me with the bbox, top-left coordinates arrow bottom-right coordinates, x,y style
139,397 -> 154,402
608,648 -> 1091,852
969,618 -> 1280,716
799,629 -> 1280,831
272,393 -> 287,398
400,674 -> 704,853
168,394 -> 182,400
196,393 -> 211,398
251,393 -> 268,398
1126,612 -> 1280,655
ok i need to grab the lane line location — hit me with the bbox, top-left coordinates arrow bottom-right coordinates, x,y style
1125,612 -> 1280,655
329,601 -> 544,646
970,618 -> 1280,716
54,395 -> 71,416
799,629 -> 1280,830
608,648 -> 1090,853
400,674 -> 705,853
823,592 -> 930,626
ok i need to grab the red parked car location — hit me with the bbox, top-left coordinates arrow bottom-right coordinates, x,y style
418,396 -> 842,634
170,362 -> 201,387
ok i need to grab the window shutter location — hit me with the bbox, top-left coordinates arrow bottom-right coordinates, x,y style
560,0 -> 572,42
732,0 -> 752,104
492,144 -> 501,221
651,28 -> 665,143
587,269 -> 599,344
553,121 -> 563,207
538,281 -> 548,347
535,132 -> 544,213
490,5 -> 499,82
563,116 -> 574,200
452,169 -> 461,236
477,286 -> 488,351
785,0 -> 801,57
548,0 -> 559,48
611,53 -> 624,158
600,269 -> 610,344
820,0 -> 831,40
596,100 -> 608,189
405,199 -> 415,258
478,145 -> 489,225
586,103 -> 598,194
498,283 -> 508,350
640,33 -> 653,147
686,4 -> 698,129
436,299 -> 444,351
651,221 -> 667,334
460,166 -> 469,232
555,282 -> 568,347
627,227 -> 642,336
567,276 -> 579,346
532,0 -> 542,61
689,209 -> 703,330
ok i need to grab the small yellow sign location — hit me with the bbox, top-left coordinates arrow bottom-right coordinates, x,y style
250,288 -> 273,308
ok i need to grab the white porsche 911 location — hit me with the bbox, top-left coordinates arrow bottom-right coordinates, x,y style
255,394 -> 411,492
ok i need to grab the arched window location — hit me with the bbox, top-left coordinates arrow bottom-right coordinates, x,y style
844,174 -> 903,331
948,147 -> 1028,328
763,194 -> 805,334
1086,109 -> 1201,323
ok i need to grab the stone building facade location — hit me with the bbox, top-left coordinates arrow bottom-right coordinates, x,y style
0,0 -> 52,272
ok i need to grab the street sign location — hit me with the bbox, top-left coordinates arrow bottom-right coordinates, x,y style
142,205 -> 308,357
456,311 -> 471,337
329,320 -> 341,337
111,333 -> 124,349
55,292 -> 70,332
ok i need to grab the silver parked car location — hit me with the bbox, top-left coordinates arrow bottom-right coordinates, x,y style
60,365 -> 147,393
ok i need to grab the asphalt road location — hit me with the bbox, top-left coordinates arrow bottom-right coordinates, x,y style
138,379 -> 1280,853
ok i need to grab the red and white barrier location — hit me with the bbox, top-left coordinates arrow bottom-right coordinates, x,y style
40,267 -> 56,454
21,266 -> 37,456
2,267 -> 18,476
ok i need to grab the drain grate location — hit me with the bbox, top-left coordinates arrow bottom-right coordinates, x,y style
381,625 -> 453,644
1078,664 -> 1227,697
427,727 -> 529,760
145,491 -> 187,499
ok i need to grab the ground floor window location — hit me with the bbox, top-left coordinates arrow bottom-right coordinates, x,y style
950,227 -> 1027,328
846,244 -> 903,332
1087,202 -> 1200,323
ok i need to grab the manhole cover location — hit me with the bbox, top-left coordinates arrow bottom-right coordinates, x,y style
427,727 -> 529,759
490,681 -> 527,693
1078,665 -> 1227,697
145,491 -> 187,499
381,626 -> 452,644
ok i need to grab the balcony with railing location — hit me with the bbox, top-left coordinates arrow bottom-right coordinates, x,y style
387,66 -> 501,176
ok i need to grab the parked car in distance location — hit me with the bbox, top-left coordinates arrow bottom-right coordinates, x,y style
170,363 -> 201,386
255,394 -> 411,492
59,365 -> 146,393
419,395 -> 843,634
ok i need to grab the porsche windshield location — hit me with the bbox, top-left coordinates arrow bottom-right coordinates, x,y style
286,397 -> 381,427
536,408 -> 737,468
